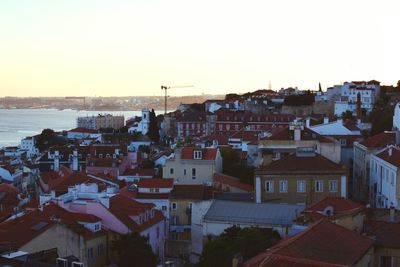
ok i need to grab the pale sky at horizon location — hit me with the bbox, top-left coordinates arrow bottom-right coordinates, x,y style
1,0 -> 399,97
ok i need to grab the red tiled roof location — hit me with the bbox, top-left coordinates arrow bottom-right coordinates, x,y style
0,203 -> 104,248
365,219 -> 400,248
263,126 -> 335,143
213,173 -> 253,192
359,131 -> 395,148
136,193 -> 170,199
137,178 -> 174,188
0,183 -> 20,206
257,154 -> 346,174
109,194 -> 163,232
253,254 -> 343,267
376,146 -> 400,168
229,130 -> 260,143
170,185 -> 215,200
245,219 -> 373,267
180,147 -> 218,160
305,197 -> 364,219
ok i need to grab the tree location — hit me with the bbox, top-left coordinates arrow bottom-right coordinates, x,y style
341,110 -> 354,120
148,109 -> 160,142
198,226 -> 280,267
113,232 -> 157,267
37,128 -> 56,152
220,148 -> 255,185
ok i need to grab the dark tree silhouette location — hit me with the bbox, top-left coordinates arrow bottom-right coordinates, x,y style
113,232 -> 157,267
148,109 -> 159,142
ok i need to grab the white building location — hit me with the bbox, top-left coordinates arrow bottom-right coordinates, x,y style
333,81 -> 380,116
393,103 -> 400,130
20,136 -> 39,158
370,145 -> 400,209
128,108 -> 150,135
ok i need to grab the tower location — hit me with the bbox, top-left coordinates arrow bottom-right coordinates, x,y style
141,108 -> 150,135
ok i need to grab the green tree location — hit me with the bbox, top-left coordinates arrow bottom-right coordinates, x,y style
341,110 -> 354,120
113,232 -> 157,267
198,226 -> 280,267
37,128 -> 56,152
148,109 -> 160,142
220,148 -> 255,185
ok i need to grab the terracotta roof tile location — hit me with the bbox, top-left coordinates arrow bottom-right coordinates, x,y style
305,197 -> 364,219
180,147 -> 218,160
245,219 -> 373,267
137,178 -> 174,188
213,173 -> 253,192
376,146 -> 400,168
257,154 -> 346,174
170,185 -> 215,200
359,131 -> 396,148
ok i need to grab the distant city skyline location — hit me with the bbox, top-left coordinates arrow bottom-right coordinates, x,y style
0,0 -> 399,97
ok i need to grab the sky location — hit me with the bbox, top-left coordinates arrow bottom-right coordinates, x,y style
0,0 -> 399,97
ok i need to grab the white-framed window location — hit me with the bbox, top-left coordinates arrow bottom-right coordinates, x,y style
265,181 -> 274,193
315,180 -> 323,192
279,180 -> 288,193
297,180 -> 306,193
170,168 -> 174,174
340,139 -> 347,146
150,188 -> 160,193
192,168 -> 196,179
226,124 -> 230,131
171,202 -> 177,210
162,205 -> 167,211
94,223 -> 100,231
391,172 -> 395,186
193,150 -> 202,159
184,169 -> 187,175
329,180 -> 337,192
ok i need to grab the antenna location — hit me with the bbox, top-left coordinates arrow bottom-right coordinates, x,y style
161,85 -> 194,115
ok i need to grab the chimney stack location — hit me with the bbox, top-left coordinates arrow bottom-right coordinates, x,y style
323,117 -> 329,124
305,118 -> 310,128
390,206 -> 395,222
72,150 -> 78,171
389,146 -> 393,157
54,151 -> 60,171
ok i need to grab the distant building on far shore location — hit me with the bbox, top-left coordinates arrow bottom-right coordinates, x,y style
77,114 -> 124,130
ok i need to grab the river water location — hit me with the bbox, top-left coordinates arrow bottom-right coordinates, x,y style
0,109 -> 164,147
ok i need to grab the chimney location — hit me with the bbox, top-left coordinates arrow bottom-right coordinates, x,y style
396,130 -> 400,146
294,128 -> 301,141
389,146 -> 393,157
54,151 -> 60,171
72,150 -> 78,171
337,118 -> 343,124
356,92 -> 362,119
323,117 -> 329,124
390,206 -> 395,222
305,118 -> 310,128
255,176 -> 261,203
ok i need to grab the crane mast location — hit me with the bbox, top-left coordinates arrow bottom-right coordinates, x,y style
161,85 -> 194,115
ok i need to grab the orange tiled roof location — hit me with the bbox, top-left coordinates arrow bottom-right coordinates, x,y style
180,147 -> 218,160
213,173 -> 253,192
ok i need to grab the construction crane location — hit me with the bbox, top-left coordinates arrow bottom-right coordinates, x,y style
161,85 -> 194,115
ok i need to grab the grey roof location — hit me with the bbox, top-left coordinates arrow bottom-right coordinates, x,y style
204,200 -> 305,226
214,192 -> 254,202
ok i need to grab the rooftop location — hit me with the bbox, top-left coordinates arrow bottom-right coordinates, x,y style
359,131 -> 396,148
204,200 -> 304,226
245,219 -> 374,267
256,153 -> 346,175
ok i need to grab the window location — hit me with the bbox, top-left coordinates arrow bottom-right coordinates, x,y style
192,168 -> 196,179
340,139 -> 347,146
184,169 -> 187,175
315,180 -> 323,192
279,180 -> 288,193
171,202 -> 177,210
188,202 -> 193,211
94,223 -> 100,231
380,256 -> 393,267
193,150 -> 202,159
391,172 -> 395,186
170,168 -> 174,174
297,180 -> 306,193
329,180 -> 337,192
265,181 -> 274,193
150,188 -> 160,193
226,124 -> 230,131
162,205 -> 167,211
97,244 -> 104,256
87,248 -> 93,260
219,124 -> 223,131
